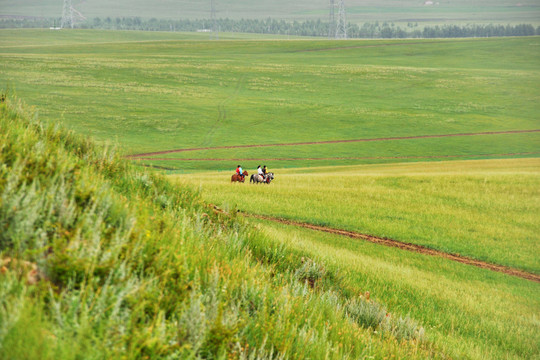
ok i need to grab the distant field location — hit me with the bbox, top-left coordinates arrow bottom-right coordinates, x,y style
0,30 -> 538,172
1,0 -> 539,25
136,131 -> 540,171
174,158 -> 540,274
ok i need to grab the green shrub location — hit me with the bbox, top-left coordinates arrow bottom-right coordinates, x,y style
0,274 -> 26,347
384,314 -> 426,342
294,257 -> 327,288
344,296 -> 387,330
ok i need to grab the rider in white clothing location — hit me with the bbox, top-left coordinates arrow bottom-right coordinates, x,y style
257,165 -> 265,180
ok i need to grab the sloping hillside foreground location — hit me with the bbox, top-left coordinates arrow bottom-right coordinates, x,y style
0,97 -> 434,359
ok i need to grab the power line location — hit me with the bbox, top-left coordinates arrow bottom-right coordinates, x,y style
60,0 -> 85,29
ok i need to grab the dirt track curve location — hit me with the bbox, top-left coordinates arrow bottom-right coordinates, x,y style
134,152 -> 539,162
243,212 -> 540,283
126,129 -> 540,159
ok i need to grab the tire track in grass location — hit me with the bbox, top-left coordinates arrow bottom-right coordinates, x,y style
126,129 -> 540,158
240,212 -> 540,283
198,75 -> 246,148
288,40 -> 456,53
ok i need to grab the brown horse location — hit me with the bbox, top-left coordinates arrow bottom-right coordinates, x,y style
231,171 -> 248,183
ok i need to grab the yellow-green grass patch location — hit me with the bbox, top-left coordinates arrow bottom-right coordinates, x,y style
173,158 -> 540,273
248,217 -> 540,359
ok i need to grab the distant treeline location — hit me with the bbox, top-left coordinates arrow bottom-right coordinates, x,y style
1,16 -> 539,38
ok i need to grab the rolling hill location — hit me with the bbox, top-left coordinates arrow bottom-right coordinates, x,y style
0,95 -> 440,359
0,30 -> 538,171
1,27 -> 539,359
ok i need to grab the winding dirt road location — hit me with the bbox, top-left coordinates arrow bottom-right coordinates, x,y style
126,129 -> 540,159
243,212 -> 540,283
134,152 -> 539,162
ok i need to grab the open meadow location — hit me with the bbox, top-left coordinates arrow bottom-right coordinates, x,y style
0,29 -> 539,359
174,158 -> 540,359
174,159 -> 540,274
0,30 -> 539,172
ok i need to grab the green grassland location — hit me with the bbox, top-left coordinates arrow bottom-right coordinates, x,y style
0,30 -> 539,172
250,219 -> 540,359
174,158 -> 540,274
2,0 -> 540,25
1,97 -> 445,359
139,132 -> 540,171
1,97 -> 539,359
172,157 -> 540,358
1,29 -> 539,359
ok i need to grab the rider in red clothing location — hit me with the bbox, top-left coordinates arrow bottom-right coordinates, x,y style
236,165 -> 245,180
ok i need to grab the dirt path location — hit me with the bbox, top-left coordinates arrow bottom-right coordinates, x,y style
243,212 -> 540,283
126,129 -> 540,159
134,152 -> 539,162
289,40 -> 457,53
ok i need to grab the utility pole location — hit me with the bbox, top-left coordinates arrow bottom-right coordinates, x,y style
211,0 -> 218,40
328,0 -> 335,39
61,0 -> 73,29
335,0 -> 347,39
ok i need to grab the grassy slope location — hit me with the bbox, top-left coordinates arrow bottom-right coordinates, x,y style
0,98 -> 438,359
0,26 -> 538,359
2,97 -> 537,360
2,0 -> 539,24
174,158 -> 540,358
251,219 -> 540,360
174,158 -> 540,274
1,30 -> 539,171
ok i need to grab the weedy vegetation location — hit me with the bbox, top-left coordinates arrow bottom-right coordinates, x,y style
0,97 -> 440,359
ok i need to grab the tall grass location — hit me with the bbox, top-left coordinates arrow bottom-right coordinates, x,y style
176,159 -> 540,273
246,218 -> 540,359
0,97 -> 439,359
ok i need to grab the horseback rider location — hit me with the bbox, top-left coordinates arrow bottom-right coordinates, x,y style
236,165 -> 245,180
257,165 -> 265,181
262,165 -> 270,183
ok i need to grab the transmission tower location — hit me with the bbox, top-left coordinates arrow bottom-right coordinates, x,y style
211,0 -> 218,39
335,0 -> 347,39
61,0 -> 73,29
328,0 -> 335,39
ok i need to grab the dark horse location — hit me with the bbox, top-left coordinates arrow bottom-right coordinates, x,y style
231,171 -> 248,183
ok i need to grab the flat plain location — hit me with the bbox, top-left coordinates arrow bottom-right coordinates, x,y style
175,159 -> 540,273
